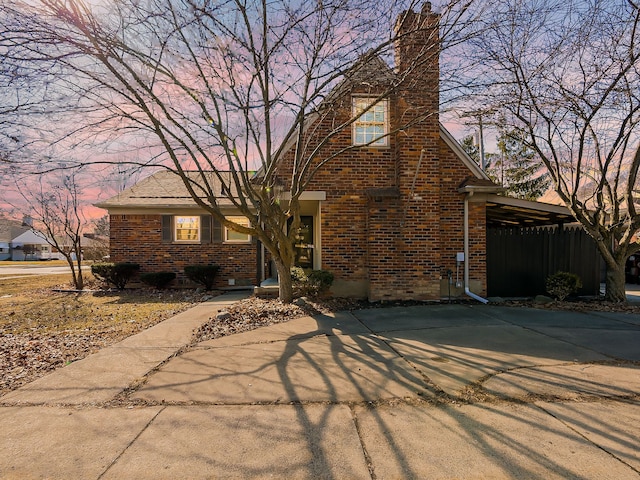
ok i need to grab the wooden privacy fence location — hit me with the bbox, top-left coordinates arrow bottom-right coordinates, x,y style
487,225 -> 602,297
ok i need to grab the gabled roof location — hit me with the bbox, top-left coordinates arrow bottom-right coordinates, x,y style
260,50 -> 494,186
0,218 -> 29,243
440,126 -> 492,182
327,53 -> 397,100
96,171 -> 241,209
11,229 -> 48,245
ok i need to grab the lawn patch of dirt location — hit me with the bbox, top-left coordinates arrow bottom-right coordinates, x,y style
0,275 -> 213,395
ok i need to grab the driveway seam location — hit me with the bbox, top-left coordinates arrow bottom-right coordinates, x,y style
349,404 -> 376,480
349,311 -> 449,399
96,406 -> 166,480
534,401 -> 640,476
474,307 -> 623,361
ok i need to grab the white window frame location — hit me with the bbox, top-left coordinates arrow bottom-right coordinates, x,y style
174,216 -> 200,242
352,97 -> 389,147
224,216 -> 251,243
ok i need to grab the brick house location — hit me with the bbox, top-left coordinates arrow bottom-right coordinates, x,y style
96,171 -> 261,289
97,3 -> 508,300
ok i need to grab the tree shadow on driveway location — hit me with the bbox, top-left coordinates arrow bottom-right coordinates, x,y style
121,305 -> 640,479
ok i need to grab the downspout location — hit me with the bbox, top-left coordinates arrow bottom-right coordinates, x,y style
464,192 -> 489,304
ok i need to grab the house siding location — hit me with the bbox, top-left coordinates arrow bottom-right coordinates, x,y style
109,214 -> 257,288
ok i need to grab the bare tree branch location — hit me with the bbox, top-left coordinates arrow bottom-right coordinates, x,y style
465,0 -> 640,302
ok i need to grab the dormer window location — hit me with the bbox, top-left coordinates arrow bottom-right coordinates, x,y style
353,97 -> 388,146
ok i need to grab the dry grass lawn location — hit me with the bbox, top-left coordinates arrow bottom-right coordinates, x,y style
0,274 -> 210,395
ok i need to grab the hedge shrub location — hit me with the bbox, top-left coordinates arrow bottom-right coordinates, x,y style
546,271 -> 582,301
290,266 -> 307,284
140,271 -> 176,289
91,262 -> 140,290
308,269 -> 334,294
184,264 -> 220,291
291,267 -> 334,297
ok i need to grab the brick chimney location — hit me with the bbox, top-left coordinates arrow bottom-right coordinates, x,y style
392,1 -> 441,176
394,2 -> 440,108
386,2 -> 442,300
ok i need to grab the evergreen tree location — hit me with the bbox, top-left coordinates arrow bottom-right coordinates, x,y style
487,130 -> 550,201
460,135 -> 480,162
460,134 -> 496,168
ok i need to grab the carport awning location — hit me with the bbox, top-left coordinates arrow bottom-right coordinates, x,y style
486,194 -> 574,227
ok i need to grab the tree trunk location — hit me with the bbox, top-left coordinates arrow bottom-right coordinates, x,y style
604,262 -> 626,303
64,254 -> 83,290
74,249 -> 84,291
273,257 -> 293,304
75,259 -> 84,291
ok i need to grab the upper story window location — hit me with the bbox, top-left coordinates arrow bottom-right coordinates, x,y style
175,216 -> 200,242
353,97 -> 388,147
225,216 -> 251,243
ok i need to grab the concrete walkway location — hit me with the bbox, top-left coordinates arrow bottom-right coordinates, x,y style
0,297 -> 639,479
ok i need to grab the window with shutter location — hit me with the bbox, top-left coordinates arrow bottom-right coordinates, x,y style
162,215 -> 247,244
212,217 -> 223,243
200,215 -> 212,244
175,216 -> 200,241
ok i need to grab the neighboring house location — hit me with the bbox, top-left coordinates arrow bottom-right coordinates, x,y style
0,218 -> 29,261
97,3 -> 582,300
10,229 -> 54,261
0,217 -> 57,261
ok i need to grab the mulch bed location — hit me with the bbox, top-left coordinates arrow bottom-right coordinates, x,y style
193,296 -> 365,342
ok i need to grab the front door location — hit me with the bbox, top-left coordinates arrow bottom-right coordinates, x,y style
292,216 -> 314,269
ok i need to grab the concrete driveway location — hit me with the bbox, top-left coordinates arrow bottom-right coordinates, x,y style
1,298 -> 639,479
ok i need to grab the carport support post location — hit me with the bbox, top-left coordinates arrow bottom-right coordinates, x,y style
464,193 -> 489,304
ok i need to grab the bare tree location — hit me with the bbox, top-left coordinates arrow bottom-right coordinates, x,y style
92,214 -> 110,238
82,214 -> 110,261
465,0 -> 640,302
0,0 -> 484,302
14,172 -> 87,290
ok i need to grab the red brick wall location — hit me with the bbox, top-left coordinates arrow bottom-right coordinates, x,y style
271,6 -> 489,300
275,90 -> 399,295
468,201 -> 487,294
109,214 -> 258,289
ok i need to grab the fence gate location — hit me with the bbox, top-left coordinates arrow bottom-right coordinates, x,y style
487,226 -> 602,297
